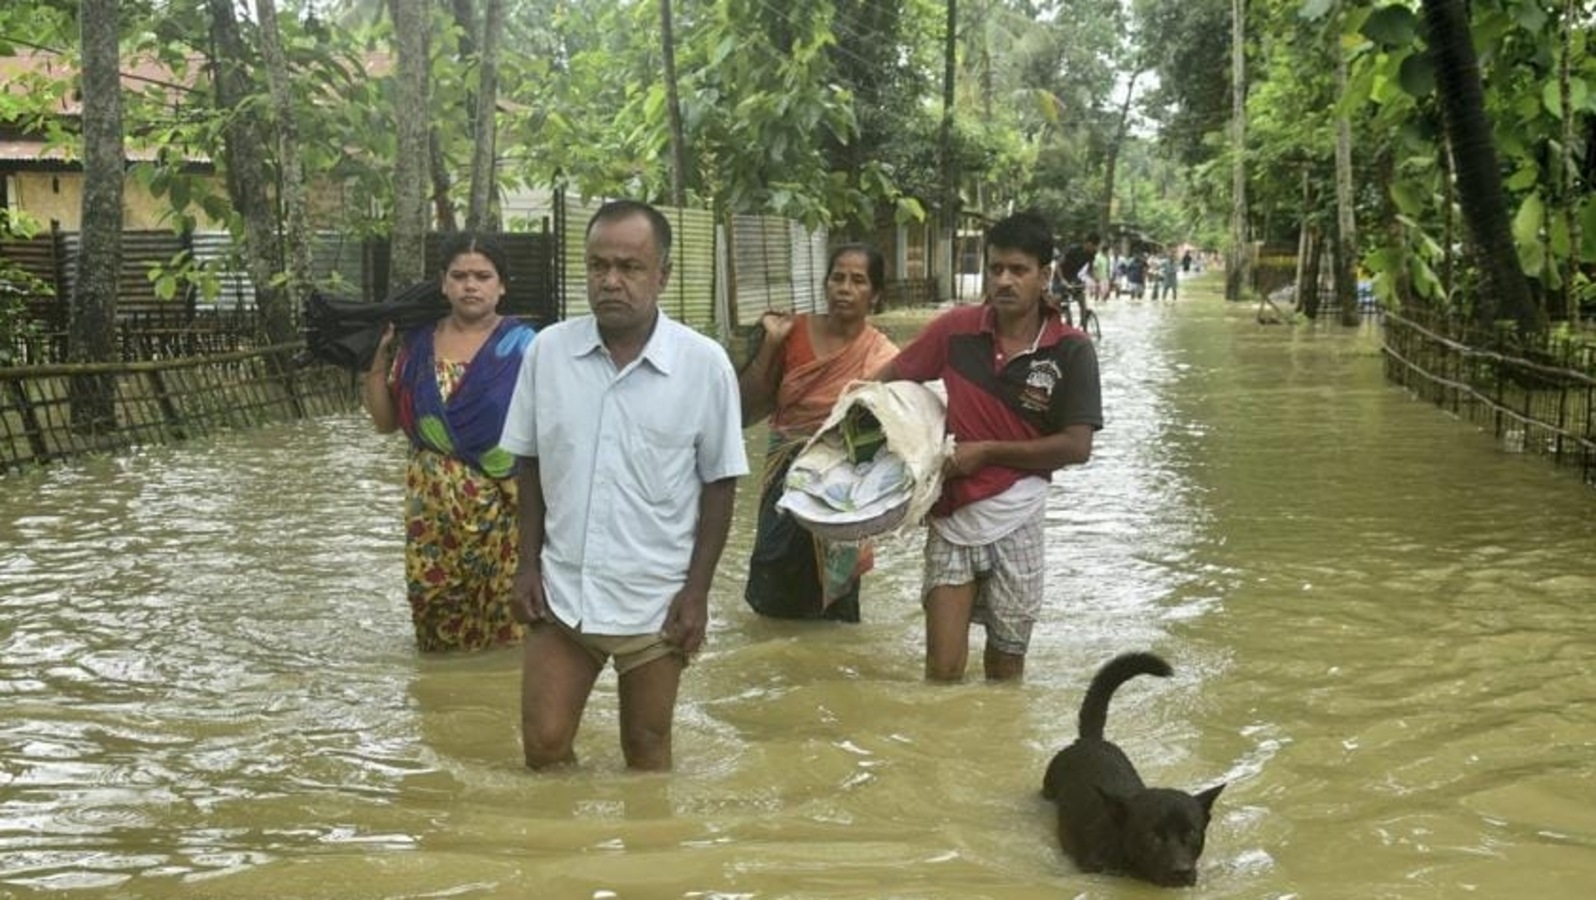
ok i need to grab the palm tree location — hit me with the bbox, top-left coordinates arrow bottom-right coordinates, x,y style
1421,0 -> 1541,332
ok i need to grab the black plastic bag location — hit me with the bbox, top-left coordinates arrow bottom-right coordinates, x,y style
295,281 -> 449,372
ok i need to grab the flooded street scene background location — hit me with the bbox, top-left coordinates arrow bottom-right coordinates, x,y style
4,278 -> 1595,898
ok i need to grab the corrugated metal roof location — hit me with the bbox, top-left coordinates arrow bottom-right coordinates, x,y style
0,139 -> 195,164
0,50 -> 203,116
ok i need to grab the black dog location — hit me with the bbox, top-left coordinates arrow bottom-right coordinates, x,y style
1041,652 -> 1225,886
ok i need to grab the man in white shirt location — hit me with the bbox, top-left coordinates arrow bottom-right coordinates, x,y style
500,200 -> 749,771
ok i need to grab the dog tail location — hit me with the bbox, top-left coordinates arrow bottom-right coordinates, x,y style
1077,652 -> 1173,741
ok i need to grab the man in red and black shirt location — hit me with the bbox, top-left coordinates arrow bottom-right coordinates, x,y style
874,211 -> 1102,682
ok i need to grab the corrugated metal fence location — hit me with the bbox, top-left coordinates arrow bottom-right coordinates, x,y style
0,195 -> 944,470
554,198 -> 827,337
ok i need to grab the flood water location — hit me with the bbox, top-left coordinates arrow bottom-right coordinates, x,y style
3,276 -> 1595,898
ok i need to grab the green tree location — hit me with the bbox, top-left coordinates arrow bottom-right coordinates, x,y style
465,0 -> 507,229
1420,0 -> 1538,331
255,0 -> 314,312
387,0 -> 429,285
207,0 -> 294,346
69,0 -> 124,432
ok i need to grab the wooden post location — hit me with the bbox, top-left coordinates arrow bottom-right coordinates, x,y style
6,379 -> 49,466
147,368 -> 187,440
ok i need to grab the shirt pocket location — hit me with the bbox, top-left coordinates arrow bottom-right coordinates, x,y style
625,424 -> 697,506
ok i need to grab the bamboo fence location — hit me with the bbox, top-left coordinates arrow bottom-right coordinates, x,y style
0,344 -> 357,473
1382,310 -> 1596,486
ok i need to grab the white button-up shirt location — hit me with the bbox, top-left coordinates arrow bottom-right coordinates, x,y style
500,312 -> 748,634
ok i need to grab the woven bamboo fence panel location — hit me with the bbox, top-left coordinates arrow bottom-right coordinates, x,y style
0,346 -> 356,473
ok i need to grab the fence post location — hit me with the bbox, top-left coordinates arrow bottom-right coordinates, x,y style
721,210 -> 740,328
1585,379 -> 1595,485
5,378 -> 49,466
1492,330 -> 1505,437
1554,381 -> 1568,465
146,368 -> 187,440
277,352 -> 307,420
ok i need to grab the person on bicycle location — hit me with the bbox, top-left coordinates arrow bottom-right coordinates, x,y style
1051,232 -> 1099,328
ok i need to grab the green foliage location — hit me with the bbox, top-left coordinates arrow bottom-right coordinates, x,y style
0,278 -> 37,365
143,247 -> 228,303
1359,4 -> 1418,48
0,210 -> 45,365
1397,50 -> 1436,97
0,0 -> 1144,264
1140,0 -> 1592,324
1139,0 -> 1232,168
1370,0 -> 1596,311
26,0 -> 1583,326
490,0 -> 954,229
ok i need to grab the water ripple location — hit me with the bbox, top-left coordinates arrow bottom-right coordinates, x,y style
3,295 -> 1595,896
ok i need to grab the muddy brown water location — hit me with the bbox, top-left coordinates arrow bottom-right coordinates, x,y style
3,276 -> 1594,898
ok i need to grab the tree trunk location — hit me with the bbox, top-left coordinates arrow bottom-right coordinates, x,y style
1559,0 -> 1579,325
1293,168 -> 1315,317
1439,135 -> 1454,309
69,0 -> 123,434
208,0 -> 293,348
1421,0 -> 1541,332
1303,228 -> 1324,320
388,0 -> 430,286
1333,6 -> 1359,326
466,0 -> 504,229
660,0 -> 688,208
1227,0 -> 1250,302
430,130 -> 457,232
1100,70 -> 1142,242
254,0 -> 315,310
442,0 -> 475,233
939,0 -> 958,299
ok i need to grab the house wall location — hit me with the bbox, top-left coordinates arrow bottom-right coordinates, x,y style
6,171 -> 222,231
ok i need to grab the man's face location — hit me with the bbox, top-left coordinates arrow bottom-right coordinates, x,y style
984,246 -> 1047,315
585,213 -> 669,333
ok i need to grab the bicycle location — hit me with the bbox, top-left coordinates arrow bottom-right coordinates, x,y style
1056,281 -> 1101,340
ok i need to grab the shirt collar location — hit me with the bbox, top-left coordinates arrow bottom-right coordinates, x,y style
570,309 -> 678,375
978,303 -> 1068,344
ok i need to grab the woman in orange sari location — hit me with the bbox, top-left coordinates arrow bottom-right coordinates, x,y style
739,244 -> 899,622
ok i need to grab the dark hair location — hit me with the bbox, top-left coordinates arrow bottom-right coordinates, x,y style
827,242 -> 885,293
586,199 -> 673,266
986,211 -> 1053,268
438,231 -> 510,283
1085,232 -> 1101,245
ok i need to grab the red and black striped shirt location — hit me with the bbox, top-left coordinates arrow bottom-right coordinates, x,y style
892,304 -> 1102,516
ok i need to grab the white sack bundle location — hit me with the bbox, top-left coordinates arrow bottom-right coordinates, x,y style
776,380 -> 953,541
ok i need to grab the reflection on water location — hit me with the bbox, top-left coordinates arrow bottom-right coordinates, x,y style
3,281 -> 1595,897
